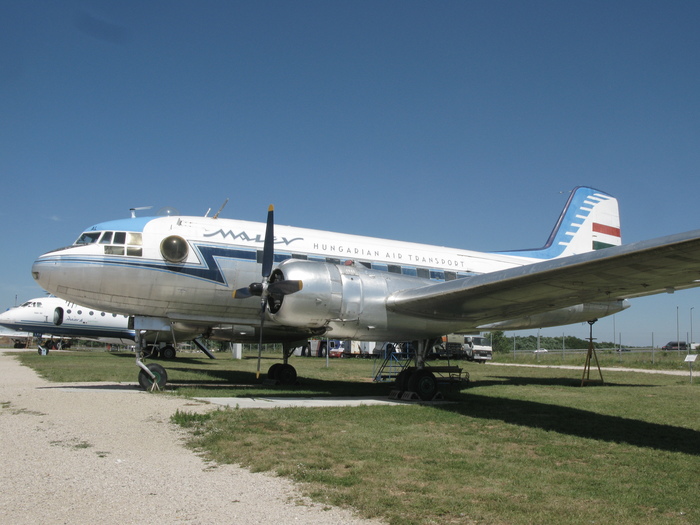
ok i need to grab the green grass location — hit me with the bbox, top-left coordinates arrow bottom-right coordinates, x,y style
8,347 -> 700,524
500,347 -> 696,371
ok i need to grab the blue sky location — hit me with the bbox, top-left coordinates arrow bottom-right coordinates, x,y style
2,1 -> 700,346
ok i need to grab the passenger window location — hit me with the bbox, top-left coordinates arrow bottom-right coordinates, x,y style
430,270 -> 445,280
388,265 -> 401,274
444,271 -> 457,281
417,268 -> 430,279
127,247 -> 143,257
402,267 -> 418,276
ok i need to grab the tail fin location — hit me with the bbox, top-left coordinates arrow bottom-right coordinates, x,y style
498,186 -> 621,260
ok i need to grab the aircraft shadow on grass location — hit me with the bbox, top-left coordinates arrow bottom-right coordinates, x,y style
440,393 -> 700,457
474,374 -> 652,388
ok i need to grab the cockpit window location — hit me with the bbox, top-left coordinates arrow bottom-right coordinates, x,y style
74,230 -> 143,256
75,232 -> 101,245
20,301 -> 41,307
127,232 -> 142,246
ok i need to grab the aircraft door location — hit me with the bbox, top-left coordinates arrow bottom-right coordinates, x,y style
53,307 -> 64,326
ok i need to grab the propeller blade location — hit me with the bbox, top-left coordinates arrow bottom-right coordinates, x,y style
256,299 -> 265,379
232,288 -> 252,299
268,279 -> 303,296
232,282 -> 265,299
262,204 -> 274,278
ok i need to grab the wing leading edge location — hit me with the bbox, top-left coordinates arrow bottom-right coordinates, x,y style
387,228 -> 700,326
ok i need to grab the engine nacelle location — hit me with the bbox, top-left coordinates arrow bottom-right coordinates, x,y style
267,260 -> 360,328
268,259 -> 425,333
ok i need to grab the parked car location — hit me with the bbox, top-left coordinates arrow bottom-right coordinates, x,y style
328,341 -> 345,358
662,341 -> 688,351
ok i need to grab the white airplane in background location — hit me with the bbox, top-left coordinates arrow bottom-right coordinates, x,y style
0,296 -> 218,360
31,186 -> 700,397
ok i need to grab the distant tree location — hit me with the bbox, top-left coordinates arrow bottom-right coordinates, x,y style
489,330 -> 509,353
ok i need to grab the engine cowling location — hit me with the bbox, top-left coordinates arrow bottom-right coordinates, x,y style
267,260 -> 351,328
267,259 -> 418,332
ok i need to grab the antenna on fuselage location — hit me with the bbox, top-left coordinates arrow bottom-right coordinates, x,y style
129,206 -> 153,218
212,198 -> 229,219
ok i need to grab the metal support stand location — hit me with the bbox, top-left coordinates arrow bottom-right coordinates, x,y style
581,319 -> 604,386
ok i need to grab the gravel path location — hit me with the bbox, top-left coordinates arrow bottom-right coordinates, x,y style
0,351 -> 381,524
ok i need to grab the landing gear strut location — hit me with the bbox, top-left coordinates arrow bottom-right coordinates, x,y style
134,330 -> 167,391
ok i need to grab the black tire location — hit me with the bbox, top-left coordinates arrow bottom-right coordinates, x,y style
138,363 -> 168,391
161,345 -> 176,359
267,363 -> 282,380
408,369 -> 438,401
277,364 -> 297,385
395,369 -> 411,392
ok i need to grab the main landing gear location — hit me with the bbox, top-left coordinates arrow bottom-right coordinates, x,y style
264,341 -> 300,385
392,338 -> 442,401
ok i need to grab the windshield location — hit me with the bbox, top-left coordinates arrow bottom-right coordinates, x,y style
75,232 -> 102,245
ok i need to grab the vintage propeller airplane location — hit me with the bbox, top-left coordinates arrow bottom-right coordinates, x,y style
31,186 -> 700,398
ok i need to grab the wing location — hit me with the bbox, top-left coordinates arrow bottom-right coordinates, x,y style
387,229 -> 700,325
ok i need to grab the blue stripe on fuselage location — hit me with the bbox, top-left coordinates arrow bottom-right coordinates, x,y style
39,244 -> 258,286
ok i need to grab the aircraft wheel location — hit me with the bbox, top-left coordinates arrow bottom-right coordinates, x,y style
161,345 -> 177,359
277,364 -> 297,385
138,363 -> 168,391
267,363 -> 282,380
408,369 -> 438,401
395,369 -> 411,392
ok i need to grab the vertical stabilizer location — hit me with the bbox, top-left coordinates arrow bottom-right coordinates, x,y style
498,186 -> 621,260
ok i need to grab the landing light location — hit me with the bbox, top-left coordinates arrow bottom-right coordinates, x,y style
160,236 -> 189,263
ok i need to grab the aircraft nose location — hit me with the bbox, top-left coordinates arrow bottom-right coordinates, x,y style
31,255 -> 51,290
